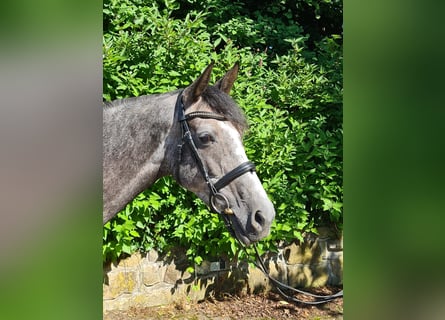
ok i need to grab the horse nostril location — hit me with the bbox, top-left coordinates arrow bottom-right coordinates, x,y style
254,210 -> 265,227
248,208 -> 274,241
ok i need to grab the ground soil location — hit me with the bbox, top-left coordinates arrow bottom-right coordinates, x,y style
104,286 -> 343,320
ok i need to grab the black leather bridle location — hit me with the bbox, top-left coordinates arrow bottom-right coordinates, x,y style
175,90 -> 256,216
175,90 -> 343,305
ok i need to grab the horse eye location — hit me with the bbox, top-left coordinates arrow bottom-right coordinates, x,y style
198,132 -> 213,145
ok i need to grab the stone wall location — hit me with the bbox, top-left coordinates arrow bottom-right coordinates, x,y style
103,228 -> 342,312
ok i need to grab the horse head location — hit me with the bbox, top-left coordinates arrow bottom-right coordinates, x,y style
173,62 -> 276,245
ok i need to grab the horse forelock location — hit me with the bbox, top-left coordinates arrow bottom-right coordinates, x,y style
200,86 -> 248,134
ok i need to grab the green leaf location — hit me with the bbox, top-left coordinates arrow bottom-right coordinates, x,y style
130,230 -> 140,237
194,256 -> 203,265
122,243 -> 132,254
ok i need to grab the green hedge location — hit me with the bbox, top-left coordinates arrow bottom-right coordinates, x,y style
103,0 -> 343,266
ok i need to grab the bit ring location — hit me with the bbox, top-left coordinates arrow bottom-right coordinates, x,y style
210,192 -> 233,215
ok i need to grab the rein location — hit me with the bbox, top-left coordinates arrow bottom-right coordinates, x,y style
175,91 -> 343,305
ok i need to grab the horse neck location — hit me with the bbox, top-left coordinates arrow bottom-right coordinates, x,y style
102,92 -> 180,222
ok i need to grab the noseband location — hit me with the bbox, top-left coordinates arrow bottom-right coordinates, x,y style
175,90 -> 255,216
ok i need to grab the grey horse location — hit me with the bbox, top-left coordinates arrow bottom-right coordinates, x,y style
103,62 -> 275,245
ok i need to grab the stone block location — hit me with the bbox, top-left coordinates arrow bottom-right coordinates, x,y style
195,260 -> 211,275
144,249 -> 159,263
327,256 -> 343,285
267,258 -> 287,284
287,264 -> 314,288
217,269 -> 247,295
246,266 -> 270,294
284,241 -> 324,265
103,270 -> 138,300
103,293 -> 133,312
142,263 -> 165,286
117,253 -> 142,268
184,276 -> 216,302
132,283 -> 176,307
310,263 -> 329,287
164,263 -> 183,284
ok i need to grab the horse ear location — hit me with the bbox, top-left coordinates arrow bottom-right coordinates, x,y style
183,61 -> 215,105
214,62 -> 239,94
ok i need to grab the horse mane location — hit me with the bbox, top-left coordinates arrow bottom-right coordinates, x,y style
201,86 -> 248,134
103,92 -> 174,110
103,87 -> 248,134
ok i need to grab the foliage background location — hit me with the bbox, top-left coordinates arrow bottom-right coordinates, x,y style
103,0 -> 343,266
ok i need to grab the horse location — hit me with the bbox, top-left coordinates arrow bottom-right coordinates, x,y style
103,62 -> 275,245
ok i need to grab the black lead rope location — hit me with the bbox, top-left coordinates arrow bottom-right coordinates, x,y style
227,218 -> 343,305
251,243 -> 343,305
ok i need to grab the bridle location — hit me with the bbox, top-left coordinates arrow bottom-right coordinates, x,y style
175,90 -> 342,305
175,90 -> 255,219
